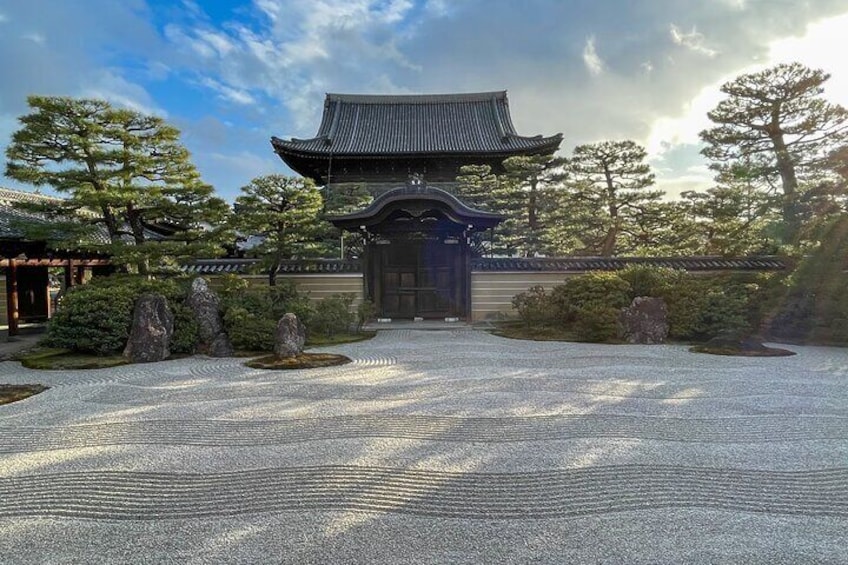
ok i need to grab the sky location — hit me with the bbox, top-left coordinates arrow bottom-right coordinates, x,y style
1,0 -> 847,202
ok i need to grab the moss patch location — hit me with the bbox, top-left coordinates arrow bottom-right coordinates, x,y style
490,322 -> 624,343
690,344 -> 796,357
306,331 -> 376,347
234,332 -> 375,357
246,353 -> 352,370
0,384 -> 49,405
18,348 -> 129,370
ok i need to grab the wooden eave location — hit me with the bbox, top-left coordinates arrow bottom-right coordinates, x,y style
328,184 -> 504,232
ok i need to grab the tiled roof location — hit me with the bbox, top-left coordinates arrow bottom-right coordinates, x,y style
0,187 -> 62,206
0,188 -> 76,240
471,256 -> 786,272
272,91 -> 562,158
184,259 -> 363,275
0,187 -> 177,244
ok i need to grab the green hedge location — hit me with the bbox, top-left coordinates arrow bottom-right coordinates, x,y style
220,279 -> 314,351
765,216 -> 848,344
512,267 -> 770,343
45,275 -> 198,355
219,281 -> 357,351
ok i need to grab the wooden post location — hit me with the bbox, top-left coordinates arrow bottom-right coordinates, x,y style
64,259 -> 75,288
5,259 -> 19,337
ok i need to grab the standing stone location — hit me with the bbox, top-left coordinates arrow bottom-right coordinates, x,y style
185,277 -> 233,357
618,297 -> 669,344
274,313 -> 306,359
123,293 -> 174,363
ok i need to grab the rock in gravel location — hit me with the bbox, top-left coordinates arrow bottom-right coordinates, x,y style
123,293 -> 174,363
619,296 -> 669,344
274,313 -> 306,359
186,277 -> 233,357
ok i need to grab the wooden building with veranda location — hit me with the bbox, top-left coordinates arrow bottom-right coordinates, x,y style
0,188 -> 110,336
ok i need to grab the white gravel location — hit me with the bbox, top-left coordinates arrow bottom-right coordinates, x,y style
0,330 -> 846,564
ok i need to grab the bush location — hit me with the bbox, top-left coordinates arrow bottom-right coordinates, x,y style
619,266 -> 680,298
620,267 -> 766,341
662,276 -> 763,341
223,305 -> 277,351
46,284 -> 138,355
356,300 -> 377,331
45,275 -> 194,355
549,272 -> 631,329
512,286 -> 552,326
170,303 -> 199,355
220,280 -> 314,352
310,295 -> 355,337
511,274 -> 629,342
572,305 -> 621,342
509,268 -> 769,343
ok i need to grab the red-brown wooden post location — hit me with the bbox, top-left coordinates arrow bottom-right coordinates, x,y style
5,259 -> 19,337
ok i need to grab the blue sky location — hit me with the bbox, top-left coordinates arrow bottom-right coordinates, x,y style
1,0 -> 847,201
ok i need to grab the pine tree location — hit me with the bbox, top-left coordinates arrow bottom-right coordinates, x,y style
700,63 -> 848,244
5,96 -> 229,273
562,140 -> 662,256
232,175 -> 325,286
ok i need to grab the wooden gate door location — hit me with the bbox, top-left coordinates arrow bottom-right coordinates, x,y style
379,239 -> 463,319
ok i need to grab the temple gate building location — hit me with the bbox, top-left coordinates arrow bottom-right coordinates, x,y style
271,91 -> 563,320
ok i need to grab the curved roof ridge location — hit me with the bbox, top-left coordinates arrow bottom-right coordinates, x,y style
326,91 -> 507,104
504,132 -> 564,143
328,183 -> 504,230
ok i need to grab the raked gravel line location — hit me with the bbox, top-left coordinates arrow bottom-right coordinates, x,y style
0,330 -> 847,564
1,414 -> 847,452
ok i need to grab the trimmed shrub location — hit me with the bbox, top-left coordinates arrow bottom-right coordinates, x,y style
512,285 -> 552,326
619,266 -> 680,298
220,280 -> 314,352
170,303 -> 200,355
549,272 -> 631,332
46,284 -> 138,355
310,294 -> 356,337
510,268 -> 770,343
572,305 -> 621,342
356,300 -> 377,331
45,275 -> 193,355
223,306 -> 277,351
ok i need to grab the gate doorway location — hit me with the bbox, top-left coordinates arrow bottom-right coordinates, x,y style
327,182 -> 504,322
377,237 -> 463,319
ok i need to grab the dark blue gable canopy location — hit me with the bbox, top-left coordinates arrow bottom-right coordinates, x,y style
327,183 -> 504,233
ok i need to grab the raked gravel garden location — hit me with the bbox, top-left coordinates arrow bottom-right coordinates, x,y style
0,328 -> 846,564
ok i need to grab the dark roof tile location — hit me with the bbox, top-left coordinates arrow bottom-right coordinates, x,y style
272,91 -> 562,158
471,257 -> 786,272
184,259 -> 363,275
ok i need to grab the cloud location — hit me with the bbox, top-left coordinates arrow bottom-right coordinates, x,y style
582,36 -> 604,76
22,32 -> 45,44
767,12 -> 848,105
199,77 -> 257,106
4,0 -> 848,202
669,24 -> 718,57
78,70 -> 167,117
647,11 -> 848,164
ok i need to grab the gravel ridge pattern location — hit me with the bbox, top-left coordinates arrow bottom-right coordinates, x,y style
0,330 -> 846,563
